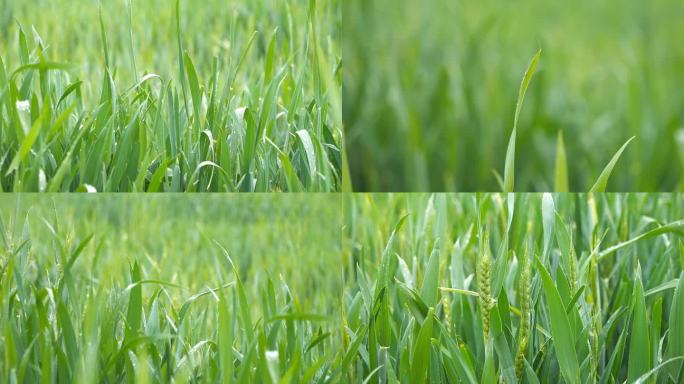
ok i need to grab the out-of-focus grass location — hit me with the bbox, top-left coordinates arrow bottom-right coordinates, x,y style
344,0 -> 684,191
0,194 -> 343,382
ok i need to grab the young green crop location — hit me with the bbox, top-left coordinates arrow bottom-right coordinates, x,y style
501,49 -> 634,193
2,192 -> 684,383
0,194 -> 344,382
0,0 -> 341,192
343,193 -> 684,382
344,0 -> 684,191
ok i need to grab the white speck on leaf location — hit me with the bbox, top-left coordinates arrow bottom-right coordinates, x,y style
16,100 -> 30,112
38,169 -> 46,192
235,107 -> 247,121
265,350 -> 279,363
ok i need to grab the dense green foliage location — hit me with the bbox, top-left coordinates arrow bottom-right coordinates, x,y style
0,194 -> 344,382
344,0 -> 684,191
3,2 -> 684,384
344,193 -> 684,382
2,193 -> 684,383
0,0 -> 341,191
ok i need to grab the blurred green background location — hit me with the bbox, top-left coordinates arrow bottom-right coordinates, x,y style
0,0 -> 340,100
344,0 -> 684,191
0,194 -> 342,307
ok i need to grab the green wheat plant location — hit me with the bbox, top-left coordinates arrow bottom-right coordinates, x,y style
343,193 -> 684,382
0,194 -> 345,382
344,0 -> 684,191
0,0 -> 341,192
500,49 -> 634,193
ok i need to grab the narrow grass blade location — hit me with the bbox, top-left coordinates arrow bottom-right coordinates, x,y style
5,98 -> 50,175
667,273 -> 684,361
215,242 -> 254,341
503,128 -> 517,193
99,6 -> 110,67
218,286 -> 234,384
536,257 -> 580,384
279,154 -> 304,192
503,48 -> 541,192
633,357 -> 684,384
598,219 -> 684,259
410,308 -> 434,383
10,61 -> 73,81
419,244 -> 440,307
296,129 -> 317,184
554,130 -> 568,192
589,136 -> 635,192
184,52 -> 202,133
627,264 -> 651,382
125,262 -> 143,340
